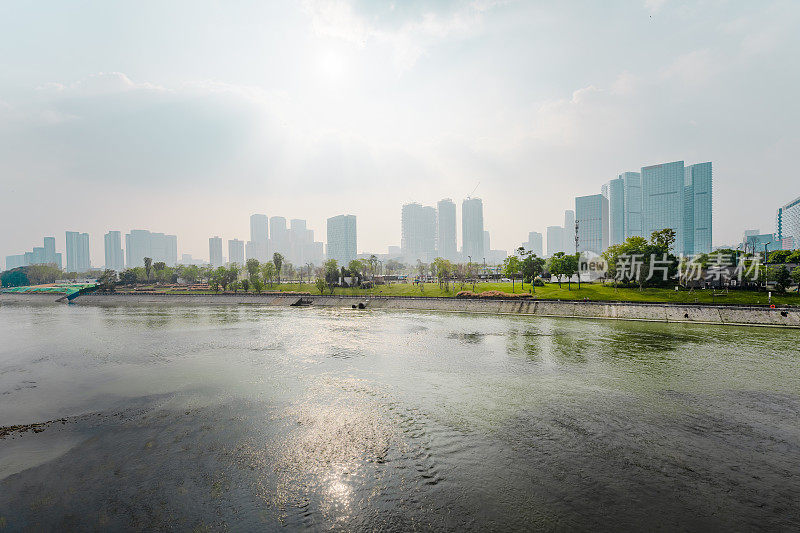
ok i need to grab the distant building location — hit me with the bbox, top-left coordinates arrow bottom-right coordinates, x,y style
401,203 -> 437,263
746,233 -> 779,254
546,226 -> 564,256
437,198 -> 457,261
327,215 -> 357,266
288,219 -> 323,266
104,231 -> 124,271
621,172 -> 643,240
4,236 -> 62,271
387,245 -> 401,258
606,172 -> 643,246
641,160 -> 712,256
125,229 -> 178,268
247,214 -> 269,263
776,195 -> 800,250
4,254 -> 26,270
684,162 -> 713,256
65,231 -> 90,272
564,210 -> 575,233
209,236 -> 223,267
575,194 -> 609,254
486,249 -> 508,265
483,231 -> 491,259
523,231 -> 543,257
228,239 -> 245,265
462,198 -> 484,263
269,217 -> 289,257
607,177 -> 625,246
179,254 -> 205,266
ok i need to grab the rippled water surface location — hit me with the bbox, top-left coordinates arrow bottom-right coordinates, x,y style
1,303 -> 800,531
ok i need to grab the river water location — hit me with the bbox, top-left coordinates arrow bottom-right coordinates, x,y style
1,303 -> 799,531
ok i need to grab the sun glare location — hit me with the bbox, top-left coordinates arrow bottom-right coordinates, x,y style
318,50 -> 347,83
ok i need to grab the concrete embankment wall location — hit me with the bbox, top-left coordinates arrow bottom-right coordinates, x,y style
3,292 -> 798,328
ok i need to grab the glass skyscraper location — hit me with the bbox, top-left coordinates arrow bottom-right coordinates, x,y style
642,161 -> 686,253
125,229 -> 178,268
640,160 -> 712,256
209,236 -> 223,267
461,198 -> 484,262
546,226 -> 564,257
575,194 -> 609,254
65,231 -> 90,273
228,239 -> 245,265
326,214 -> 357,266
684,162 -> 712,256
436,199 -> 457,261
607,177 -> 626,246
401,203 -> 437,262
605,171 -> 642,247
776,195 -> 800,250
104,231 -> 124,271
247,214 -> 269,262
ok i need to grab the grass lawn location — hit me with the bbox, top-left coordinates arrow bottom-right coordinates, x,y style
148,281 -> 800,306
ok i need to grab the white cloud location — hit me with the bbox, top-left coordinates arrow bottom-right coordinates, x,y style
302,0 -> 499,70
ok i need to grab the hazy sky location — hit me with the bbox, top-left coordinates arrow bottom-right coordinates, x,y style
1,0 -> 798,264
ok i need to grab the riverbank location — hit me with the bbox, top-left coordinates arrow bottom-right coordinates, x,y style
3,292 -> 797,328
112,281 -> 800,306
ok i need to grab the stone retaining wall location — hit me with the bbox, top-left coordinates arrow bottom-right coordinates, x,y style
3,292 -> 797,328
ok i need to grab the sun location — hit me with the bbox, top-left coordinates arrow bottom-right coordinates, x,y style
318,50 -> 347,83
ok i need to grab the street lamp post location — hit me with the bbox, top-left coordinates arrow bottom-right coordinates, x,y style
764,242 -> 771,293
575,220 -> 581,290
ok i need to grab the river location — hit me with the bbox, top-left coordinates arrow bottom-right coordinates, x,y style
1,303 -> 799,530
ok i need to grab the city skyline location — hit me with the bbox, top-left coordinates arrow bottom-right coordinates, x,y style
2,2 -> 798,263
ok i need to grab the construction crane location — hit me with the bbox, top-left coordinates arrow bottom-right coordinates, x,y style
466,181 -> 480,199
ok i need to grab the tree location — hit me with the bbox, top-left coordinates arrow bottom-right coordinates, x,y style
502,256 -> 521,293
181,264 -> 199,284
246,258 -> 260,281
416,260 -> 428,283
791,266 -> 800,288
650,228 -> 676,253
261,262 -> 276,288
119,269 -> 138,285
153,261 -> 166,273
315,276 -> 327,295
348,259 -> 365,287
1,268 -> 29,287
251,278 -> 263,293
769,250 -> 793,264
771,265 -> 791,292
143,257 -> 153,281
212,266 -> 229,290
385,259 -> 403,275
240,279 -> 250,292
368,255 -> 378,278
227,264 -> 240,289
786,250 -> 800,264
324,259 -> 338,294
561,254 -> 578,290
521,254 -> 545,282
272,253 -> 284,284
155,266 -> 175,284
432,257 -> 454,291
24,264 -> 63,285
547,252 -> 565,287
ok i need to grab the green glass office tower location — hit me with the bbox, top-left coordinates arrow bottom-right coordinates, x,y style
684,162 -> 712,256
641,161 -> 712,256
606,172 -> 643,247
575,194 -> 609,254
